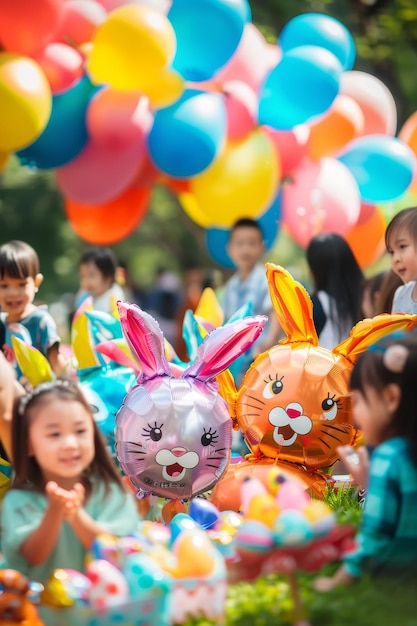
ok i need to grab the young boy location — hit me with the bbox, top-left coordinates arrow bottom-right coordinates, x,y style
220,218 -> 280,385
77,247 -> 125,314
0,240 -> 68,382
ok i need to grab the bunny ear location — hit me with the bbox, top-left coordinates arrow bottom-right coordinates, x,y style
266,263 -> 319,346
181,309 -> 205,363
85,310 -> 123,342
194,287 -> 224,327
334,313 -> 417,363
118,301 -> 171,380
11,336 -> 54,387
95,338 -> 140,372
184,315 -> 266,382
71,297 -> 102,370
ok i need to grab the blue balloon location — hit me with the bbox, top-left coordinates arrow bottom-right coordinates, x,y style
279,13 -> 356,71
148,89 -> 226,178
80,365 -> 135,456
189,498 -> 220,529
258,45 -> 342,130
168,0 -> 250,81
338,135 -> 416,203
17,77 -> 97,170
205,190 -> 282,268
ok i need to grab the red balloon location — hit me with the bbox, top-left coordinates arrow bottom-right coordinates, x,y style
0,0 -> 64,56
65,186 -> 150,244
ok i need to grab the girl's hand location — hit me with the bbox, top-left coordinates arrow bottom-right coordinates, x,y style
312,575 -> 339,592
312,566 -> 356,592
45,481 -> 73,514
64,482 -> 85,520
336,445 -> 369,489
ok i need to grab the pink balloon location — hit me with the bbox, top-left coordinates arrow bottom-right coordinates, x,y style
97,0 -> 171,13
215,23 -> 281,92
55,0 -> 107,46
34,43 -> 84,94
282,156 -> 361,248
115,302 -> 266,500
87,87 -> 153,149
55,137 -> 147,204
223,80 -> 257,140
263,125 -> 310,178
340,71 -> 397,136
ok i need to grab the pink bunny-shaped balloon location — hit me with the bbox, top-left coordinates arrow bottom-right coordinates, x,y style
115,302 -> 266,500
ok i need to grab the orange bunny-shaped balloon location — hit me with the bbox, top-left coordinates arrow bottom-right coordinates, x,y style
210,263 -> 417,509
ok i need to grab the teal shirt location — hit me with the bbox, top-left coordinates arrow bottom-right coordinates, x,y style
344,437 -> 417,578
1,480 -> 141,583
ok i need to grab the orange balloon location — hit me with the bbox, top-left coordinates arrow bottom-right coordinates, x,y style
308,94 -> 364,160
398,111 -> 417,155
65,185 -> 150,244
345,205 -> 386,269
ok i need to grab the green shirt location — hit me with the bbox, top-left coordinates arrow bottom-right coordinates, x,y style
344,437 -> 417,579
1,479 -> 141,583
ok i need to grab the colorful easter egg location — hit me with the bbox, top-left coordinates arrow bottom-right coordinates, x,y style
86,559 -> 129,610
272,510 -> 313,546
234,519 -> 274,555
303,500 -> 336,537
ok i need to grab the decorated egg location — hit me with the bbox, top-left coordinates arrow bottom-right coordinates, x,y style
41,569 -> 77,607
275,478 -> 310,511
170,529 -> 216,577
86,559 -> 129,610
303,500 -> 336,536
123,552 -> 172,598
246,493 -> 281,528
234,519 -> 274,555
272,510 -> 313,546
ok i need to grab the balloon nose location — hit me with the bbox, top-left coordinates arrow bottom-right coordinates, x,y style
172,447 -> 187,457
287,408 -> 301,419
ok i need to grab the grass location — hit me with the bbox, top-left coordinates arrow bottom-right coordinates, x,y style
183,487 -> 417,626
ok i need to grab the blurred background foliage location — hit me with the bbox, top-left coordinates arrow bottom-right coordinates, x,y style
0,0 -> 416,304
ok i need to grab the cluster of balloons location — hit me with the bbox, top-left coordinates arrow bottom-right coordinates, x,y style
0,0 -> 416,266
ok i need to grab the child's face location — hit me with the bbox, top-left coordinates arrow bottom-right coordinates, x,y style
79,261 -> 113,299
351,384 -> 398,446
28,398 -> 95,489
388,229 -> 417,284
0,273 -> 42,322
227,227 -> 265,276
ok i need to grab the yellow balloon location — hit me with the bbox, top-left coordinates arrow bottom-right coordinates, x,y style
145,68 -> 184,109
190,129 -> 280,228
0,151 -> 10,172
178,191 -> 212,228
0,53 -> 52,152
87,5 -> 176,91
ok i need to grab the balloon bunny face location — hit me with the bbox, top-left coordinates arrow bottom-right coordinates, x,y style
236,264 -> 417,469
115,302 -> 266,500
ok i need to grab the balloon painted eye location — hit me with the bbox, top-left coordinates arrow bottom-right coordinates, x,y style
321,394 -> 340,421
142,422 -> 163,442
201,428 -> 218,447
322,397 -> 336,411
263,375 -> 284,399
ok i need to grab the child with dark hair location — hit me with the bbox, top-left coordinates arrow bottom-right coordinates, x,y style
0,380 -> 140,583
77,247 -> 126,314
385,206 -> 417,314
0,240 -> 68,380
314,332 -> 417,589
306,233 -> 364,349
220,218 -> 280,384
